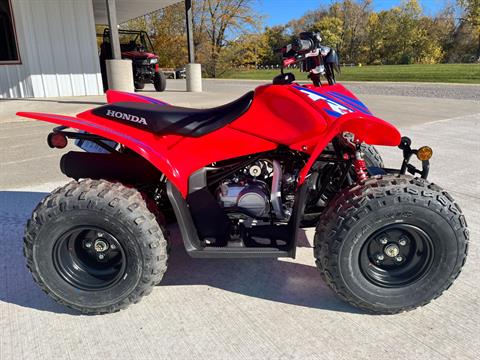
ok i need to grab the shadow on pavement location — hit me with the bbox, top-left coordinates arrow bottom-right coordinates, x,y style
161,226 -> 361,314
0,190 -> 361,315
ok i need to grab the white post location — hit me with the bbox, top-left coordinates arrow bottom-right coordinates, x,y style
106,60 -> 134,92
185,0 -> 202,92
186,63 -> 202,92
105,0 -> 134,92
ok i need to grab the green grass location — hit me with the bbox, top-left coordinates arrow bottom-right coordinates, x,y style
220,64 -> 480,84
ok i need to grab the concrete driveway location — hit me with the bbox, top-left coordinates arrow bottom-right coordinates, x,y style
0,80 -> 479,359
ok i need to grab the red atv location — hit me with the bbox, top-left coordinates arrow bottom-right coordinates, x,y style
19,32 -> 468,315
99,29 -> 167,92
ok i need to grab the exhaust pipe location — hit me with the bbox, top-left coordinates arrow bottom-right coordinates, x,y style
60,151 -> 161,184
270,159 -> 286,220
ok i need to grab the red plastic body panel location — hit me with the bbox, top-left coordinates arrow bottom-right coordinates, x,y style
230,85 -> 328,145
121,51 -> 157,60
17,83 -> 401,197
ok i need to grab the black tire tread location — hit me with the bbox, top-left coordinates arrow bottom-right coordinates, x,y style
361,143 -> 384,168
154,72 -> 167,92
314,174 -> 469,314
24,179 -> 169,315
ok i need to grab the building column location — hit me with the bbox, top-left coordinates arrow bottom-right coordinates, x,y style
105,0 -> 134,92
185,0 -> 202,92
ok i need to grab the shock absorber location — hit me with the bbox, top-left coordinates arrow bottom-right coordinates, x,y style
354,144 -> 368,182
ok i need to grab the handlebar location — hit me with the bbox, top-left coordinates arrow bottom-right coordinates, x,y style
292,38 -> 315,53
276,33 -> 318,56
275,32 -> 339,86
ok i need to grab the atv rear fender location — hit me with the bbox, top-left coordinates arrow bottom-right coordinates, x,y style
16,111 -> 184,192
297,112 -> 402,185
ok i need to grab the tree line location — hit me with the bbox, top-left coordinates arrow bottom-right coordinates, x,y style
125,0 -> 480,77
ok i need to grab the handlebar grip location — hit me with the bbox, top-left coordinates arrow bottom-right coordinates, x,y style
293,39 -> 313,53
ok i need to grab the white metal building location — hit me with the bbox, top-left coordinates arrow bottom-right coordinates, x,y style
0,0 -> 194,98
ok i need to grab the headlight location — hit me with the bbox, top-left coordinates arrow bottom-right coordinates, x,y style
150,58 -> 158,65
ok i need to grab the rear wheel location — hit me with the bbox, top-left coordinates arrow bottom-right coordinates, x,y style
24,179 -> 169,314
154,71 -> 167,92
314,175 -> 468,314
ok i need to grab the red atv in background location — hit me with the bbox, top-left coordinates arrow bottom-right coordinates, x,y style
99,28 -> 167,92
19,32 -> 468,315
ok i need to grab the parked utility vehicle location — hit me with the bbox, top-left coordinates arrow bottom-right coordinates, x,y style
99,28 -> 166,92
19,32 -> 468,314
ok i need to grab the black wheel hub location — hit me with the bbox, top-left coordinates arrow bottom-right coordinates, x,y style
53,226 -> 127,291
359,224 -> 434,288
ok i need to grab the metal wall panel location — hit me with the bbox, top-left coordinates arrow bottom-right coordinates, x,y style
0,0 -> 103,98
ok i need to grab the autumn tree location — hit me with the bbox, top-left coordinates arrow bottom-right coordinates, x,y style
330,0 -> 371,63
193,0 -> 262,77
124,3 -> 188,68
287,9 -> 328,35
223,33 -> 269,68
458,0 -> 480,59
426,6 -> 457,62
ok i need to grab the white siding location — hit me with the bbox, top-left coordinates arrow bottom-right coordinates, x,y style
0,0 -> 103,98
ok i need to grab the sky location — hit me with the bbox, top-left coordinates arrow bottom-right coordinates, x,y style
257,0 -> 451,27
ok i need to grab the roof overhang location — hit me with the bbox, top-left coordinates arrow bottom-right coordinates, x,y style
93,0 -> 182,24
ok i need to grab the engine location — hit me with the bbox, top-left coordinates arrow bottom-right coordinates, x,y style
217,181 -> 270,217
215,159 -> 295,221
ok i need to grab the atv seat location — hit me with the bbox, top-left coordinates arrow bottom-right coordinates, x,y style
92,91 -> 254,137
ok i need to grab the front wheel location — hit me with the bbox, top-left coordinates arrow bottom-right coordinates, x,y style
314,175 -> 468,314
154,71 -> 166,92
361,143 -> 383,169
24,179 -> 169,314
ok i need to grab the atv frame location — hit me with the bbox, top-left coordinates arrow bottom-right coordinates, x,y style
48,123 -> 431,259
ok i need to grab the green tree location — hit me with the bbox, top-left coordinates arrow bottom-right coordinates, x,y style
364,12 -> 384,64
313,16 -> 343,48
360,0 -> 444,64
261,25 -> 291,66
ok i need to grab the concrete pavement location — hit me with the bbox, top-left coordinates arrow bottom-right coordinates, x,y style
0,80 -> 479,359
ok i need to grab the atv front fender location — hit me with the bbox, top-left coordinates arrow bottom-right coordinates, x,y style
297,112 -> 401,185
333,112 -> 402,146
